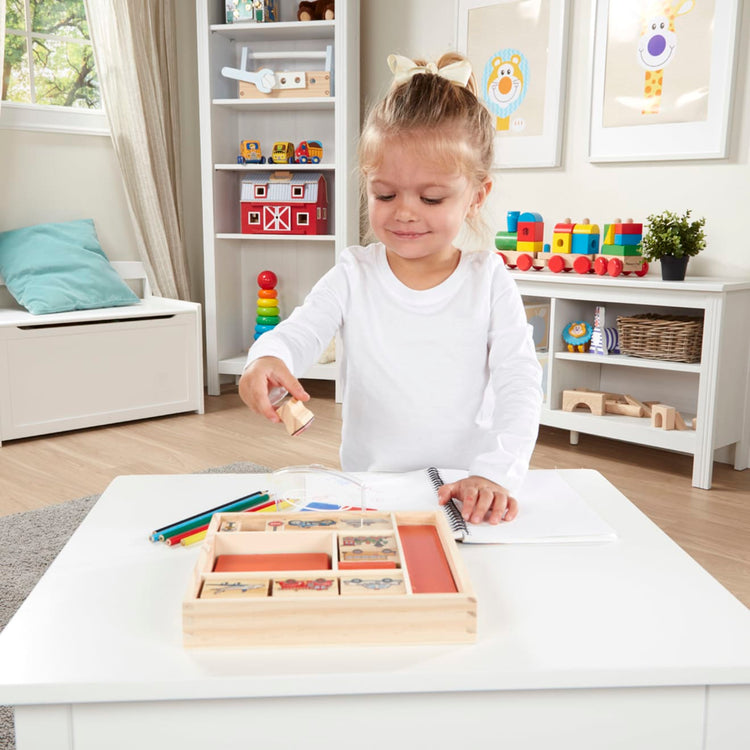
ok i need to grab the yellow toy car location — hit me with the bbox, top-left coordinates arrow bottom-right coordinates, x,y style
270,141 -> 295,164
238,140 -> 266,164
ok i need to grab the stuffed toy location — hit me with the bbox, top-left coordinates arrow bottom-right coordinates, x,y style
297,0 -> 334,21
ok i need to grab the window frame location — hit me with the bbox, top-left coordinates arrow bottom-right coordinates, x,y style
1,2 -> 109,136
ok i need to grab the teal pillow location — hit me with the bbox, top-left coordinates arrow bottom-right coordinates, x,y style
0,219 -> 140,315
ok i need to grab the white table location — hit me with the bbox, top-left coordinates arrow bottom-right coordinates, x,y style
1,471 -> 748,750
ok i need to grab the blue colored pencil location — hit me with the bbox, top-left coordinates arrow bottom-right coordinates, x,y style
149,491 -> 267,542
156,493 -> 270,542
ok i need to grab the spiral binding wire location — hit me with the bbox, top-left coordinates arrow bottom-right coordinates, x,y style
427,467 -> 467,536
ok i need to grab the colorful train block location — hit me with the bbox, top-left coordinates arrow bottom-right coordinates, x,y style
495,213 -> 648,278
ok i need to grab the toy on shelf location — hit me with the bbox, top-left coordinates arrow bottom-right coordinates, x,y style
254,269 -> 280,340
241,171 -> 328,235
226,0 -> 279,24
561,388 -> 694,430
238,140 -> 266,164
222,46 -> 333,100
562,320 -> 592,352
295,139 -> 323,164
495,212 -> 649,277
590,305 -> 619,356
270,141 -> 296,164
297,0 -> 335,21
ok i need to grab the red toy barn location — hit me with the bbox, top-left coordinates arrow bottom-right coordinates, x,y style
240,171 -> 328,235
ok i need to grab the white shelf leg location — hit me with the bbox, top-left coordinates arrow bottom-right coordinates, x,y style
569,430 -> 579,445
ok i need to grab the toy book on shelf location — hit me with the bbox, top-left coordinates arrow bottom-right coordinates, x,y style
496,211 -> 649,278
221,45 -> 333,100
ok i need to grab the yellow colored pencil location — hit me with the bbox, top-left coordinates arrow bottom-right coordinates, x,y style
180,529 -> 207,546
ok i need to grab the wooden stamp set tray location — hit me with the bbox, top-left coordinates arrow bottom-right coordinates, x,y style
183,509 -> 477,647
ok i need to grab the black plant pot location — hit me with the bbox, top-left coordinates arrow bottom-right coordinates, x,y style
660,255 -> 689,281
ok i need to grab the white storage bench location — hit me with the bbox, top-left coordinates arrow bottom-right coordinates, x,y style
0,261 -> 204,445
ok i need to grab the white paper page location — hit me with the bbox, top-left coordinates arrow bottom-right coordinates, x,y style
456,470 -> 617,544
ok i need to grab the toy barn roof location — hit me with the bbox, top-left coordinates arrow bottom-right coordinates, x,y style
240,172 -> 326,203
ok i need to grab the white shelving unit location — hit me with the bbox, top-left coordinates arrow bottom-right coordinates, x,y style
511,271 -> 750,489
196,1 -> 360,395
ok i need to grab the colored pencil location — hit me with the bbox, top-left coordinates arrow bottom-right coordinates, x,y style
180,529 -> 207,547
149,490 -> 266,541
157,493 -> 270,541
164,523 -> 209,546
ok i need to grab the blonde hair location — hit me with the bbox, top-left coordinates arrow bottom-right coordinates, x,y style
359,53 -> 495,249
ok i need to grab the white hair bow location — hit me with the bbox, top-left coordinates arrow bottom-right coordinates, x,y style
387,54 -> 472,88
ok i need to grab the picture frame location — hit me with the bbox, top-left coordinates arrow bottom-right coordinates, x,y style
456,0 -> 570,169
588,0 -> 740,162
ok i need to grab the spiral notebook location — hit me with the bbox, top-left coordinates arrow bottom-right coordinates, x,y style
361,468 -> 617,544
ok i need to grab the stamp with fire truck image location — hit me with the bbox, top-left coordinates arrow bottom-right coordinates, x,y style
272,577 -> 337,595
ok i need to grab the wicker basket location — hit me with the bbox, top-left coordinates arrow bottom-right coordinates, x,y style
616,314 -> 703,363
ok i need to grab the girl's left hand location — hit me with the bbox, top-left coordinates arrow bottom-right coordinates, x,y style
437,476 -> 518,525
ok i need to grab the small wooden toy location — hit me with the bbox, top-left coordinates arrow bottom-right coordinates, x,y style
295,140 -> 323,164
183,509 -> 476,647
241,171 -> 328,235
226,0 -> 279,23
270,141 -> 295,164
297,0 -> 335,21
562,321 -> 592,352
562,389 -> 606,416
254,270 -> 280,340
238,140 -> 266,164
496,213 -> 649,277
652,404 -> 677,430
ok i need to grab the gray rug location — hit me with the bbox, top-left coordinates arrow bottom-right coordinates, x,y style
0,461 -> 271,749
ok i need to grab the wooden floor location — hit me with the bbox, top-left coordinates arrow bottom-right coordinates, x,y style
2,380 -> 748,607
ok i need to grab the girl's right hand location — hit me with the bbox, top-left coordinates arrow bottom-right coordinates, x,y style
238,356 -> 310,424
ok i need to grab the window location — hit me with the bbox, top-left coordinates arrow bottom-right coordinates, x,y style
291,185 -> 304,199
297,212 -> 309,226
254,185 -> 267,199
248,211 -> 260,225
2,0 -> 107,134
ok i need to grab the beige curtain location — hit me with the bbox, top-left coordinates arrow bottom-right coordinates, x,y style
84,0 -> 190,300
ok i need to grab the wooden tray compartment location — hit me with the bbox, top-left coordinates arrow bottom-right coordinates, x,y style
183,510 -> 476,647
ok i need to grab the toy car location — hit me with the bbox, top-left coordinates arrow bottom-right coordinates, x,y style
295,140 -> 323,164
237,140 -> 266,164
270,141 -> 295,164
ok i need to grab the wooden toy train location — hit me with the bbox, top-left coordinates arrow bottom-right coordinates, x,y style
496,211 -> 649,277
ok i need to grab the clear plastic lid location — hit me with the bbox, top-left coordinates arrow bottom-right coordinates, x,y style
271,465 -> 367,512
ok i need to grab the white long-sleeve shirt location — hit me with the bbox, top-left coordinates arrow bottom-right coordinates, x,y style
246,243 -> 542,493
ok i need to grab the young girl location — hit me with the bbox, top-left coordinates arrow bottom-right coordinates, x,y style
239,52 -> 542,525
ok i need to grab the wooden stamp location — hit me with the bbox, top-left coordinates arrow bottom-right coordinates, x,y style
272,577 -> 338,596
276,398 -> 315,436
340,575 -> 406,596
200,579 -> 269,599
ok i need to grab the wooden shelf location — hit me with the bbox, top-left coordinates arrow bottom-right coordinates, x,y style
213,97 -> 334,111
215,163 -> 336,171
514,273 -> 750,488
554,352 -> 701,374
215,233 -> 334,242
210,20 -> 335,42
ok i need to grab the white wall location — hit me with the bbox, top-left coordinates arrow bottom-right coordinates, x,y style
0,128 -> 138,257
360,0 -> 750,278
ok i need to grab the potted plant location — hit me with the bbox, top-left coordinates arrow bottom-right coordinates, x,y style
641,209 -> 706,281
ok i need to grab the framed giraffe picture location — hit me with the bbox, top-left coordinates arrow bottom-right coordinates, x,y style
588,0 -> 740,161
457,0 -> 570,169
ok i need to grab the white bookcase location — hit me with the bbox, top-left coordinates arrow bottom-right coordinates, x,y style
510,271 -> 750,489
196,0 -> 360,395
